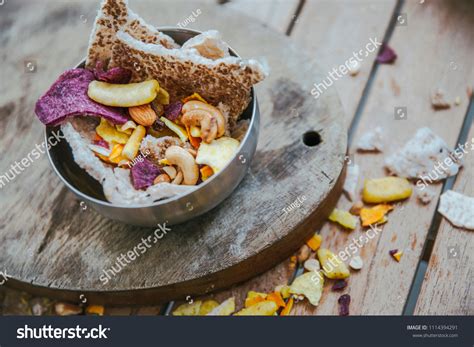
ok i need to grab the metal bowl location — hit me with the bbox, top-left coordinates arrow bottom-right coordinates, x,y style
45,28 -> 259,227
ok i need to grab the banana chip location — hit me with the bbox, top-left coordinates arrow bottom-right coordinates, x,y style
96,118 -> 130,144
196,137 -> 240,173
199,300 -> 220,315
172,301 -> 202,316
234,301 -> 278,316
206,297 -> 235,316
317,249 -> 350,279
289,272 -> 324,306
329,209 -> 358,230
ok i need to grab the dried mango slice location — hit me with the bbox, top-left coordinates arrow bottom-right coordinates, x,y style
245,291 -> 267,308
280,297 -> 294,316
160,116 -> 188,142
186,125 -> 202,149
172,301 -> 202,316
266,292 -> 285,308
200,165 -> 214,181
306,234 -> 322,251
96,118 -> 130,144
108,144 -> 128,164
317,249 -> 350,279
206,297 -> 235,316
289,272 -> 324,306
88,79 -> 159,107
122,125 -> 146,160
198,300 -> 219,315
328,209 -> 358,230
85,305 -> 104,316
360,204 -> 393,226
362,177 -> 412,203
182,92 -> 208,104
234,301 -> 278,316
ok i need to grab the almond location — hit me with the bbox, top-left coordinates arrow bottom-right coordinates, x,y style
129,104 -> 157,126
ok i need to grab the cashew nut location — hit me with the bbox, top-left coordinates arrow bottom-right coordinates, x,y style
181,109 -> 217,143
162,166 -> 177,179
154,173 -> 171,185
165,146 -> 199,185
182,101 -> 226,141
172,170 -> 183,185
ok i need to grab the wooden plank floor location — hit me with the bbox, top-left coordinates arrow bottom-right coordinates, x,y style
1,0 -> 473,316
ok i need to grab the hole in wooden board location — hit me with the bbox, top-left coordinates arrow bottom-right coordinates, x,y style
302,131 -> 322,147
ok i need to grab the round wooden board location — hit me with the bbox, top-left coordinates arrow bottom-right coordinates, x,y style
0,1 -> 347,305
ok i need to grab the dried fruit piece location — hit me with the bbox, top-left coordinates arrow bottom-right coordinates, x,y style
266,292 -> 286,308
245,291 -> 267,308
93,60 -> 132,84
331,279 -> 348,291
328,209 -> 358,230
234,301 -> 278,316
172,301 -> 202,316
96,118 -> 130,144
349,201 -> 364,215
389,249 -> 403,262
131,158 -> 161,190
163,102 -> 183,121
362,177 -> 412,203
198,300 -> 219,315
289,272 -> 324,306
156,87 -> 170,105
306,234 -> 322,251
200,165 -> 214,181
338,294 -> 351,316
304,258 -> 321,272
360,204 -> 393,226
207,297 -> 235,316
160,116 -> 188,142
431,88 -> 451,109
122,125 -> 146,160
280,297 -> 294,316
349,256 -> 364,270
129,104 -> 157,126
34,68 -> 128,126
54,303 -> 82,316
297,244 -> 311,263
317,249 -> 350,279
377,44 -> 397,64
275,285 -> 291,299
86,305 -> 104,316
88,79 -> 160,107
438,190 -> 474,230
196,137 -> 240,173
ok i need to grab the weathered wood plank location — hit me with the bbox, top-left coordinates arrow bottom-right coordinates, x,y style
292,0 -> 474,315
414,124 -> 474,315
223,0 -> 301,34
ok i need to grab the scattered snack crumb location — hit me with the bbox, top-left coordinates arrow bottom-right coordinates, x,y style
454,96 -> 461,106
385,127 -> 462,180
86,305 -> 104,316
329,209 -> 358,230
415,185 -> 435,204
297,244 -> 311,263
289,272 -> 324,306
207,297 -> 235,316
348,60 -> 361,76
199,300 -> 219,315
343,164 -> 360,201
338,294 -> 351,316
317,249 -> 350,279
280,297 -> 294,316
54,303 -> 83,316
438,190 -> 474,230
377,44 -> 397,64
332,279 -> 348,291
266,292 -> 286,308
350,201 -> 364,215
467,86 -> 473,98
349,255 -> 364,270
245,291 -> 267,308
357,127 -> 384,152
234,300 -> 278,316
360,204 -> 393,226
172,301 -> 202,316
303,258 -> 321,272
362,177 -> 412,203
431,88 -> 451,109
306,234 -> 322,251
389,249 -> 403,262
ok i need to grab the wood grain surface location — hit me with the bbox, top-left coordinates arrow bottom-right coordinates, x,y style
0,0 -> 347,305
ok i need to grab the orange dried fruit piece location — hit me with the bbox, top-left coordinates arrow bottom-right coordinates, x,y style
280,297 -> 294,316
266,292 -> 285,308
389,249 -> 403,262
244,291 -> 267,308
234,301 -> 278,316
86,305 -> 104,316
362,177 -> 412,203
200,165 -> 214,181
328,209 -> 358,230
182,92 -> 207,104
306,234 -> 322,251
360,204 -> 393,226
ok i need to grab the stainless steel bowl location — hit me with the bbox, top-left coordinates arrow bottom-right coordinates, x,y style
45,28 -> 259,227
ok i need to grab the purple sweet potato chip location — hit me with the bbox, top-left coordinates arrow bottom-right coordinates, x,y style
377,44 -> 397,64
35,68 -> 128,126
338,294 -> 351,316
94,61 -> 132,84
93,139 -> 109,149
163,101 -> 183,121
130,158 -> 161,190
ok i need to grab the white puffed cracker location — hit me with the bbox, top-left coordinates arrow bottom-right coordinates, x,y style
438,190 -> 474,230
343,164 -> 359,201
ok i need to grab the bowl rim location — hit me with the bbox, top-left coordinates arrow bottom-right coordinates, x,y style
45,27 -> 258,209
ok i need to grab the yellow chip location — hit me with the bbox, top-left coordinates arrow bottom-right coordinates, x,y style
198,300 -> 219,315
306,234 -> 322,251
85,305 -> 104,316
172,301 -> 202,316
289,272 -> 324,306
317,248 -> 350,279
280,297 -> 294,316
328,209 -> 358,230
160,117 -> 188,142
363,177 -> 412,203
206,297 -> 235,316
96,118 -> 130,144
234,301 -> 278,316
88,79 -> 159,107
196,137 -> 240,173
360,204 -> 393,226
122,125 -> 146,160
156,87 -> 170,105
244,291 -> 267,308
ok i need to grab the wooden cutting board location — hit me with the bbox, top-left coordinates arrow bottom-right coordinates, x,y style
0,1 -> 347,305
